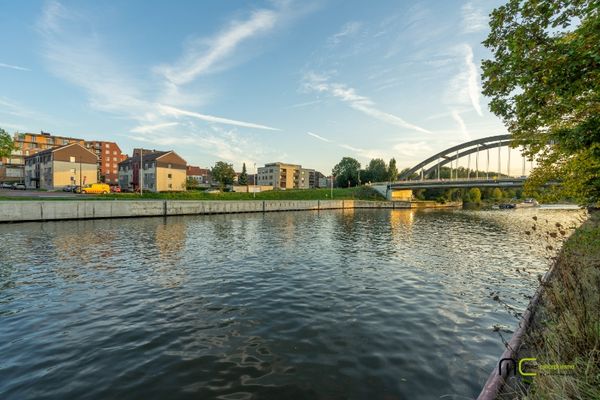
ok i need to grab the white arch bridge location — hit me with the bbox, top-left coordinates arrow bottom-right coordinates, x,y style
373,135 -> 538,199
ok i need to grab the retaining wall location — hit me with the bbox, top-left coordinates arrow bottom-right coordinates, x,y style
0,199 -> 414,223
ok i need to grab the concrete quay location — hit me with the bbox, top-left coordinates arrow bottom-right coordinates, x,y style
0,199 -> 450,223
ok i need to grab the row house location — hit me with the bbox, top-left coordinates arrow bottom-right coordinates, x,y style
24,143 -> 98,190
0,131 -> 84,183
118,149 -> 187,192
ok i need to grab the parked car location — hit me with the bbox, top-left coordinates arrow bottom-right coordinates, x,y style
80,183 -> 110,194
63,185 -> 77,192
12,183 -> 26,190
110,185 -> 121,193
1,182 -> 12,188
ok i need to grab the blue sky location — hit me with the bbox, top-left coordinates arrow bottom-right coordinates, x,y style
0,0 -> 508,173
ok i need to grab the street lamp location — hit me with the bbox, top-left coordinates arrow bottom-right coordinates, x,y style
253,162 -> 256,199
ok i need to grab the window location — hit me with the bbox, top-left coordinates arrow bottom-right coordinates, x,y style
106,163 -> 110,169
70,156 -> 75,163
167,173 -> 172,179
105,143 -> 110,148
113,157 -> 117,161
105,150 -> 110,154
113,151 -> 117,155
113,169 -> 117,174
168,184 -> 172,189
167,163 -> 172,168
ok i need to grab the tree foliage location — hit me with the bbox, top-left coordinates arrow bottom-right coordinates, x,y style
387,158 -> 399,182
211,161 -> 236,189
0,128 -> 15,159
332,157 -> 361,187
239,162 -> 248,185
364,158 -> 388,183
482,0 -> 600,204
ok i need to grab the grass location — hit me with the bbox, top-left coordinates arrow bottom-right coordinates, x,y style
0,186 -> 387,201
520,210 -> 600,399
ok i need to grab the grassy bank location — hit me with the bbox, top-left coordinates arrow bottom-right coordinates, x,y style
0,186 -> 386,201
519,211 -> 600,399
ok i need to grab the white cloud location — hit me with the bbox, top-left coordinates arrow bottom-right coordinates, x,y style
307,131 -> 331,142
157,9 -> 277,85
328,21 -> 362,45
0,63 -> 30,71
461,2 -> 488,34
303,73 -> 431,134
158,104 -> 279,131
130,122 -> 180,133
451,109 -> 470,140
444,44 -> 482,116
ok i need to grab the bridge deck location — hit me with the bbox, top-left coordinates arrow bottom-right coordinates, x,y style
389,178 -> 526,189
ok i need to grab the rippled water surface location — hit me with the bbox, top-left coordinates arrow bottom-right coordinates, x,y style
0,208 -> 584,399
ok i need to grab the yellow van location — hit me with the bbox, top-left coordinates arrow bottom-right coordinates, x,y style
80,183 -> 110,194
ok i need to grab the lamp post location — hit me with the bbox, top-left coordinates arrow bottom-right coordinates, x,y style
79,156 -> 82,190
253,162 -> 256,199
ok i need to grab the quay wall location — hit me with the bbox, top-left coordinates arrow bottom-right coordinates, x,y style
0,199 -> 422,223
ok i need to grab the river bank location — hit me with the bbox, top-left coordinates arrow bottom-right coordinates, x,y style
0,199 -> 460,223
479,210 -> 599,399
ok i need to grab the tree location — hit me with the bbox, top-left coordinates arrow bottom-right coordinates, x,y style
239,163 -> 248,185
332,157 -> 361,187
365,158 -> 388,183
387,158 -> 399,182
0,128 -> 15,159
211,161 -> 236,189
482,1 -> 600,204
186,177 -> 198,189
465,188 -> 482,204
492,188 -> 504,201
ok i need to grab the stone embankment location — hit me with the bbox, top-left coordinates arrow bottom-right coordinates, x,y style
0,199 -> 458,223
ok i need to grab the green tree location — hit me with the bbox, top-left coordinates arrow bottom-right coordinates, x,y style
239,163 -> 248,185
387,158 -> 399,182
465,188 -> 482,204
365,158 -> 388,183
0,128 -> 15,159
482,0 -> 600,204
332,157 -> 361,187
211,161 -> 236,189
491,187 -> 504,201
186,177 -> 198,189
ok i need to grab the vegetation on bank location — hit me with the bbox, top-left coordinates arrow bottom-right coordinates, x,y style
517,211 -> 600,399
0,186 -> 386,201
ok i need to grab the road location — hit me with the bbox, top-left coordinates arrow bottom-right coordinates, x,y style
0,188 -> 88,198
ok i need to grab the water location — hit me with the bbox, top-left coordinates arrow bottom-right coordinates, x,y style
0,208 -> 584,399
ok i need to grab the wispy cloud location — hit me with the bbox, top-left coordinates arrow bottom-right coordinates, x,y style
451,109 -> 470,140
461,2 -> 488,34
444,45 -> 482,116
307,131 -> 331,142
303,73 -> 431,134
0,63 -> 30,71
328,21 -> 362,46
464,45 -> 482,116
158,104 -> 279,131
157,9 -> 277,85
130,122 -> 179,133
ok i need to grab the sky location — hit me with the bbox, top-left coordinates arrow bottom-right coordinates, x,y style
0,0 -> 509,174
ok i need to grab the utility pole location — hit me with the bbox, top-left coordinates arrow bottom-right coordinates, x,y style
139,149 -> 143,195
330,175 -> 334,199
253,162 -> 256,199
79,156 -> 82,189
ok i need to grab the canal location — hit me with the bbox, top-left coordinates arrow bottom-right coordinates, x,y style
0,208 -> 583,399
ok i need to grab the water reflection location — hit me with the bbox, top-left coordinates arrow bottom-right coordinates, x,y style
0,208 -> 584,400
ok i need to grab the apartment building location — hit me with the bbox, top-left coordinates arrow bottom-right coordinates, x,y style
0,131 -> 84,183
186,166 -> 211,185
257,162 -> 317,189
24,143 -> 98,190
118,149 -> 187,192
84,141 -> 128,184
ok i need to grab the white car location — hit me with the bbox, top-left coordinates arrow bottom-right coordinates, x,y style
1,182 -> 12,188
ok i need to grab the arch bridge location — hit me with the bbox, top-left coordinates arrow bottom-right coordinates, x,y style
374,135 -> 536,200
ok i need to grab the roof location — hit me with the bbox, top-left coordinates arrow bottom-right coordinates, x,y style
186,166 -> 206,176
119,150 -> 187,167
24,142 -> 97,160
